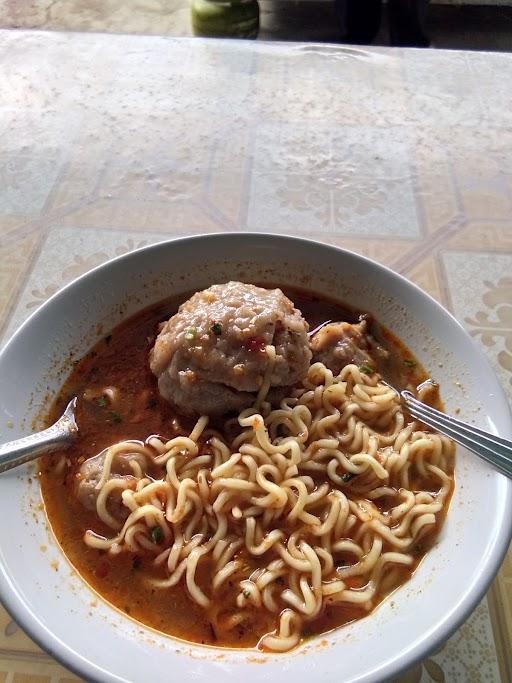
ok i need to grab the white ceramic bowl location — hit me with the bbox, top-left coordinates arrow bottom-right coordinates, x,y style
0,234 -> 511,683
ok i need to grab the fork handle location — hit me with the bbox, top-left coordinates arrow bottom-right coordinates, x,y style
402,391 -> 512,480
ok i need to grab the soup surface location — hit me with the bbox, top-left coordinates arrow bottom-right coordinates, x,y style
40,287 -> 454,649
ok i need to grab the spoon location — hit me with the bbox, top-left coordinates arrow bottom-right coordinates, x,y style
0,393 -> 511,479
0,399 -> 78,474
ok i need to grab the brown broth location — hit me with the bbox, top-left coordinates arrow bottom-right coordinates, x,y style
39,287 -> 450,649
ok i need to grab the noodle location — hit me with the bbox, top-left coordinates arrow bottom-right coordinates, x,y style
83,362 -> 454,652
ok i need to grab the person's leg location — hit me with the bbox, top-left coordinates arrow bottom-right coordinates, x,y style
388,0 -> 430,47
337,0 -> 382,45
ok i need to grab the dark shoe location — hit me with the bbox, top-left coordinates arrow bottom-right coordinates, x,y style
388,0 -> 430,47
336,0 -> 382,44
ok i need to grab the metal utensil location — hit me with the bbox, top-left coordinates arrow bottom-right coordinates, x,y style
0,391 -> 510,479
402,390 -> 512,479
0,398 -> 78,474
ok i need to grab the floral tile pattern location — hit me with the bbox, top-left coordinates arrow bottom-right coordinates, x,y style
398,601 -> 501,683
0,153 -> 64,215
248,124 -> 420,236
466,277 -> 512,387
0,232 -> 41,338
2,228 -> 163,342
0,30 -> 511,682
402,51 -> 486,128
442,251 -> 512,392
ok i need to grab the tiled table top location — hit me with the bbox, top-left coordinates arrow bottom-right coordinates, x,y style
0,29 -> 511,682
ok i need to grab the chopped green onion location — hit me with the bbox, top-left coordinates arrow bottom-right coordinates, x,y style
342,472 -> 355,483
109,411 -> 122,424
150,526 -> 163,544
404,359 -> 417,368
185,327 -> 197,341
242,589 -> 251,599
211,322 -> 222,335
359,364 -> 374,375
95,396 -> 107,408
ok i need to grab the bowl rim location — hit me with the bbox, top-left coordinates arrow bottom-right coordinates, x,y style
0,231 -> 511,683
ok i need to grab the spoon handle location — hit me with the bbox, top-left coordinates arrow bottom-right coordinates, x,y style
0,399 -> 78,474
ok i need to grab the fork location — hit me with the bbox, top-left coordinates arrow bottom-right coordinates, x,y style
402,390 -> 512,479
0,393 -> 510,479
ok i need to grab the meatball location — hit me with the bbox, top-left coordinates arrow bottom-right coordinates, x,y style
76,450 -> 146,511
310,318 -> 389,376
150,282 -> 312,416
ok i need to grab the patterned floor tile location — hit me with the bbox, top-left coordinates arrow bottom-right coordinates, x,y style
253,47 -> 409,125
0,660 -> 79,682
0,30 -> 113,112
397,601 -> 501,683
488,565 -> 512,683
95,35 -> 258,116
446,222 -> 512,252
0,107 -> 76,217
451,152 -> 512,223
247,171 -> 419,235
2,227 -> 165,342
466,52 -> 512,129
0,609 -> 45,655
248,124 -> 420,236
402,51 -> 485,128
441,250 -> 512,395
311,236 -> 417,270
412,129 -> 462,235
50,198 -> 225,233
0,232 -> 41,338
0,154 -> 63,216
405,254 -> 447,306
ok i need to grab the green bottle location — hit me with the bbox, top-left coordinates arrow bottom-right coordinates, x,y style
191,0 -> 259,39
